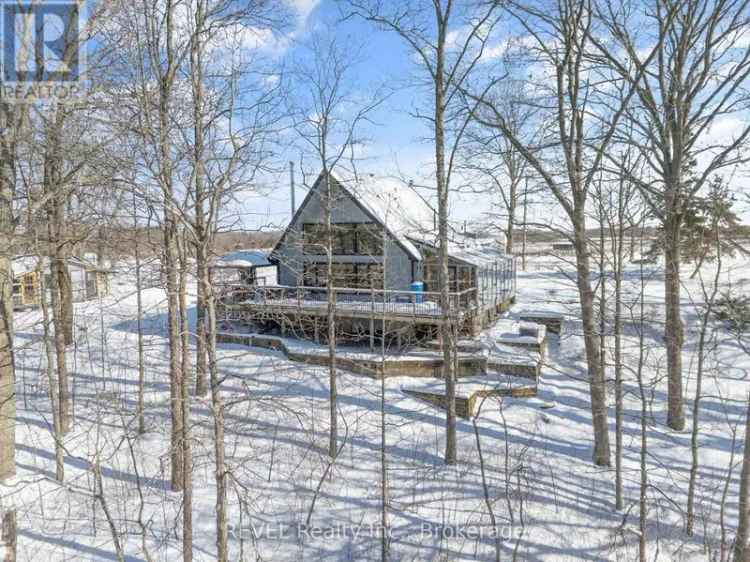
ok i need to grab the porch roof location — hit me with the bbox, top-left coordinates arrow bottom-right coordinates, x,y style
408,235 -> 509,269
212,249 -> 274,269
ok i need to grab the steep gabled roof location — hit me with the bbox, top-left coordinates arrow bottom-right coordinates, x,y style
272,170 -> 435,262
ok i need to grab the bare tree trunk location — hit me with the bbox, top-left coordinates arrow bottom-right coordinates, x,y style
48,249 -> 71,436
689,249 -> 708,280
0,230 -> 14,482
178,237 -> 193,561
573,208 -> 610,466
43,107 -> 73,435
38,263 -> 65,482
133,196 -> 146,435
158,0 -> 184,492
191,0 -> 208,398
0,92 -> 24,562
57,262 -> 74,347
664,218 -> 685,430
195,258 -> 208,397
1,511 -> 16,562
203,270 -> 228,561
506,176 -> 517,255
473,399 -> 502,562
613,202 -> 625,511
733,395 -> 750,562
687,226 -> 723,535
597,196 -> 608,469
637,357 -> 648,562
721,423 -> 740,562
93,455 -> 126,562
0,99 -> 23,556
164,178 -> 184,494
380,304 -> 389,562
433,24 -> 457,466
325,172 -> 338,460
44,106 -> 74,348
635,255 -> 649,562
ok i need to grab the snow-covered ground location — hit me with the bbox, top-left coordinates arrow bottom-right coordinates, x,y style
3,255 -> 750,560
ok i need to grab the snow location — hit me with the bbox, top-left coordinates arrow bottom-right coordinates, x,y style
409,233 -> 510,266
11,255 -> 107,276
403,374 -> 533,399
331,170 -> 434,261
212,249 -> 273,268
5,254 -> 750,560
10,255 -> 39,276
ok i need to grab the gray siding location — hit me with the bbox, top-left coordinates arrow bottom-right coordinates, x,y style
273,178 -> 416,291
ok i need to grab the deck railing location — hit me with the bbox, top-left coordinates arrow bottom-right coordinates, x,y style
216,284 -> 481,318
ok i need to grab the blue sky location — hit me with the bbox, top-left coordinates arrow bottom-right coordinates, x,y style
242,0 -> 750,234
240,0 -> 526,232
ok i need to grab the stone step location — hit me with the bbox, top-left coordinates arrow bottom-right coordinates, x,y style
516,311 -> 565,335
218,332 -> 541,381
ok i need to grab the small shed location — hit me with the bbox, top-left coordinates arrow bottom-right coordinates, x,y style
12,255 -> 111,309
11,256 -> 40,308
210,249 -> 278,299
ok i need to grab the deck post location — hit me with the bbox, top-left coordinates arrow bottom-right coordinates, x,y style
314,317 -> 319,343
494,262 -> 498,306
369,289 -> 375,351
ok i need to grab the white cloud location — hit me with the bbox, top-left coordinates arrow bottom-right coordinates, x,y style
208,0 -> 321,57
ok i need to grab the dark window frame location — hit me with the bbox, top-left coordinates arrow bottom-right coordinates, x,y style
302,222 -> 384,256
303,262 -> 384,289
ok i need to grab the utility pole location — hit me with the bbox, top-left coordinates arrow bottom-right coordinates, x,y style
289,161 -> 296,217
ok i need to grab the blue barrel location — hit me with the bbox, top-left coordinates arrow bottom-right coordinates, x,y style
410,282 -> 424,304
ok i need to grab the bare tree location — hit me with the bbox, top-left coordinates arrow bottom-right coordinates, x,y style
686,180 -> 728,535
461,0 -> 665,465
345,0 -> 500,465
0,100 -> 25,484
0,4 -> 32,481
607,154 -> 640,510
37,258 -> 65,482
462,83 -> 535,254
186,3 -> 287,558
292,33 -> 383,459
115,0 -> 188,494
594,0 -> 750,430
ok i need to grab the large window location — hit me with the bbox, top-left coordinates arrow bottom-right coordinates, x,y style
334,226 -> 357,255
304,263 -> 384,289
303,223 -> 384,256
303,224 -> 328,255
357,225 -> 383,255
423,259 -> 476,293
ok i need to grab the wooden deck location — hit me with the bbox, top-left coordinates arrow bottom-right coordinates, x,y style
217,284 -> 516,329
